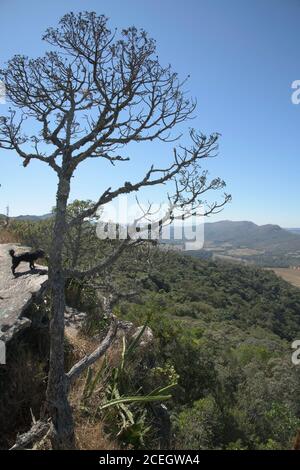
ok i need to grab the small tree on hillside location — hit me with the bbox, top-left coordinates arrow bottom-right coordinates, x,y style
0,12 -> 230,449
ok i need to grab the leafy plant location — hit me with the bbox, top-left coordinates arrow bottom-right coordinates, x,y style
80,332 -> 177,448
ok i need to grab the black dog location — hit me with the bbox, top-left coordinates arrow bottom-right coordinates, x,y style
9,248 -> 45,275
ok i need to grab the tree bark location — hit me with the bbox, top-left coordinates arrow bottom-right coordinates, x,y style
66,316 -> 118,387
46,174 -> 75,450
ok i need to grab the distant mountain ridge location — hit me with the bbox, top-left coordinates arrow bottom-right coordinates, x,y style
3,214 -> 300,263
0,213 -> 52,221
5,216 -> 298,252
183,220 -> 300,267
203,220 -> 300,252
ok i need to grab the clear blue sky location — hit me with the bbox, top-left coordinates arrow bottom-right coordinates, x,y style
1,0 -> 300,226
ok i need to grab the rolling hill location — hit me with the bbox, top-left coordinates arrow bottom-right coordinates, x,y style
184,220 -> 300,267
11,213 -> 52,221
203,220 -> 300,251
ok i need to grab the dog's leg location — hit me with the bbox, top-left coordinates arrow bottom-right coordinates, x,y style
12,262 -> 17,275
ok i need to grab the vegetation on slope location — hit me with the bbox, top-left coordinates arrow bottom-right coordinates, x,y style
2,210 -> 300,450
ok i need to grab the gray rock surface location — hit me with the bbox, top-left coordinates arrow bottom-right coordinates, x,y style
64,306 -> 87,328
132,325 -> 154,347
115,320 -> 154,348
0,244 -> 48,342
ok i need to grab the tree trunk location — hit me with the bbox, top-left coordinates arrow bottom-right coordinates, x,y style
46,175 -> 75,450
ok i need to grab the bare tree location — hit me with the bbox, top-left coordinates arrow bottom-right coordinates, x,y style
0,12 -> 230,449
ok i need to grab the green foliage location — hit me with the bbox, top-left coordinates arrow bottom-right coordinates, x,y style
174,396 -> 223,449
10,213 -> 300,450
8,200 -> 104,270
80,333 -> 177,449
116,250 -> 300,449
9,218 -> 53,255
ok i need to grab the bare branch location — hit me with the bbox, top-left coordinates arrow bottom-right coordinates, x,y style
68,131 -> 221,226
66,315 -> 118,387
10,420 -> 51,451
64,238 -> 144,280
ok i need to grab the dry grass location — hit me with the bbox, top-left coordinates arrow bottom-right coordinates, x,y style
66,329 -> 122,450
35,329 -> 121,450
1,295 -> 121,449
0,227 -> 20,244
75,420 -> 119,450
65,327 -> 99,358
268,267 -> 300,289
34,420 -> 119,450
228,248 -> 264,256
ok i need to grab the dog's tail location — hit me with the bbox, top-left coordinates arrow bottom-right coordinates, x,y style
9,249 -> 15,258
